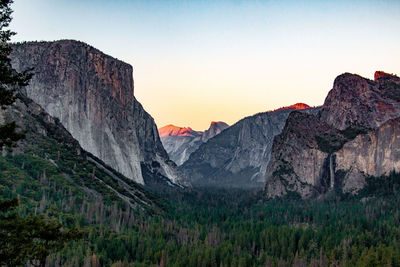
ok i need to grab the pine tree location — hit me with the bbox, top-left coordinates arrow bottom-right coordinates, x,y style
0,0 -> 31,149
0,2 -> 82,266
0,198 -> 83,266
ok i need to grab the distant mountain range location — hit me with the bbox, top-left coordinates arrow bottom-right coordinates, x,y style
179,103 -> 317,189
159,121 -> 229,165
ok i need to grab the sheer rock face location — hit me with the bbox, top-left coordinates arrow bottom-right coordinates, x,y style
335,118 -> 400,194
159,122 -> 229,166
265,112 -> 343,198
181,106 -> 317,189
0,94 -> 159,210
160,135 -> 202,166
265,72 -> 400,199
201,121 -> 229,142
10,40 -> 186,187
319,72 -> 400,130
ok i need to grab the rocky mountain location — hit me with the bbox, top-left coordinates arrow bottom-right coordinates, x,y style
334,118 -> 400,194
159,125 -> 202,138
265,111 -> 352,199
319,72 -> 400,130
180,104 -> 317,189
0,93 -> 159,211
159,121 -> 229,166
201,121 -> 229,142
10,40 -> 187,189
265,71 -> 400,199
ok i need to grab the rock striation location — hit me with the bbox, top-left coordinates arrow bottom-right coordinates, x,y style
265,71 -> 400,198
334,118 -> 400,194
181,104 -> 316,189
10,40 -> 187,188
159,121 -> 228,166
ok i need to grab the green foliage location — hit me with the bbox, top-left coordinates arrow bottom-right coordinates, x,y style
316,124 -> 369,154
4,147 -> 400,266
341,124 -> 369,140
0,121 -> 25,148
315,134 -> 346,154
0,0 -> 31,149
0,198 -> 82,266
358,171 -> 400,198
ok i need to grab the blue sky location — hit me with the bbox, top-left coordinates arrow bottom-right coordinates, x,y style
11,0 -> 400,130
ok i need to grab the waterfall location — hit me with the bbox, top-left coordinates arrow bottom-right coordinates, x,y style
329,154 -> 335,189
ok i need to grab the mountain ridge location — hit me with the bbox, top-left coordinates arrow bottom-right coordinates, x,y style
180,103 -> 317,189
159,121 -> 229,166
10,39 -> 188,189
265,71 -> 400,198
159,125 -> 202,137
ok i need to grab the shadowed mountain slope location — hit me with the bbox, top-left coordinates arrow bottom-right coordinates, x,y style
180,104 -> 316,189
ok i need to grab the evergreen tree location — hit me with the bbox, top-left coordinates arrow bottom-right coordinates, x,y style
0,198 -> 82,266
0,2 -> 82,266
0,0 -> 31,149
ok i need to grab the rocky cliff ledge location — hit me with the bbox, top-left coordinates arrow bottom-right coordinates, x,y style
334,118 -> 400,194
319,72 -> 400,130
10,40 -> 186,187
265,71 -> 400,199
264,112 -> 345,198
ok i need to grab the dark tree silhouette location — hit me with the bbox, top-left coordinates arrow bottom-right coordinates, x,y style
0,2 -> 82,266
0,0 -> 31,150
0,198 -> 82,266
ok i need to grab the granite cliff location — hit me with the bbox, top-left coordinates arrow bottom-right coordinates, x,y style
0,93 -> 159,210
201,121 -> 229,142
334,118 -> 400,194
319,72 -> 400,130
265,71 -> 400,198
181,104 -> 316,189
10,40 -> 187,188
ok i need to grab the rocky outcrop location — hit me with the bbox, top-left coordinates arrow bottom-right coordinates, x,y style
265,112 -> 348,198
265,71 -> 400,199
275,103 -> 310,112
374,71 -> 399,81
201,121 -> 229,142
335,118 -> 400,194
181,104 -> 317,189
319,72 -> 400,130
10,40 -> 187,188
159,121 -> 229,166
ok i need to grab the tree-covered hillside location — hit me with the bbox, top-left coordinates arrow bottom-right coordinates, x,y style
4,150 -> 400,266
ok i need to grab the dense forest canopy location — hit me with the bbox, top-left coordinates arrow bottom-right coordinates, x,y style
2,152 -> 400,266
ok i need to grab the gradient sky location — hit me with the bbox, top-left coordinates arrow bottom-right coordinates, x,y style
10,0 -> 400,130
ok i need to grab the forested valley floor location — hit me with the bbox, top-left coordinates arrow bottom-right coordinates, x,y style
2,152 -> 400,267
